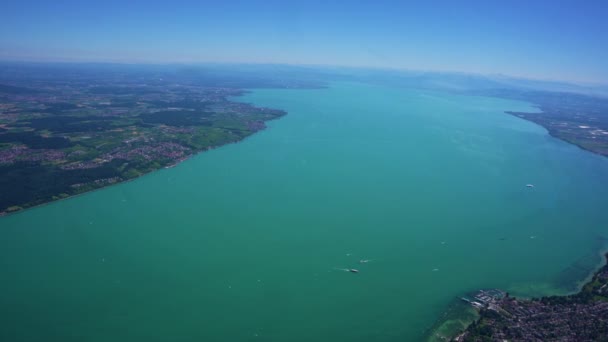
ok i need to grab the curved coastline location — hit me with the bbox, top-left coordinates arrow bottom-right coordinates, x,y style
439,252 -> 608,341
0,90 -> 288,218
426,95 -> 608,341
505,110 -> 608,160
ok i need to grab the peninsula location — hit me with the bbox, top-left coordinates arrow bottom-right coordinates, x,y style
453,253 -> 608,341
476,89 -> 608,158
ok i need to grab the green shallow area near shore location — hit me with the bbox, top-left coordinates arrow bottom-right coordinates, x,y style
427,301 -> 480,341
452,253 -> 608,341
1,82 -> 608,341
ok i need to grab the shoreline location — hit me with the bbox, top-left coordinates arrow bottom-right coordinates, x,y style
445,252 -> 608,341
504,110 -> 608,159
0,92 -> 288,219
426,96 -> 608,341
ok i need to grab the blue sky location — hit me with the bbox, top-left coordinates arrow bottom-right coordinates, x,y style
1,0 -> 607,84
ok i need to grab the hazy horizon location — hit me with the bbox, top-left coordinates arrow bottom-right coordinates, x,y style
2,0 -> 607,84
3,60 -> 608,93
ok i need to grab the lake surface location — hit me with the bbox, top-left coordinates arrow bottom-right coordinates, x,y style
1,82 -> 608,341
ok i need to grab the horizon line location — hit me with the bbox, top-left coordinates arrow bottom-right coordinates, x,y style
0,57 -> 607,89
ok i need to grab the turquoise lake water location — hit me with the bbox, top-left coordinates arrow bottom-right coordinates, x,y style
1,82 -> 608,341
